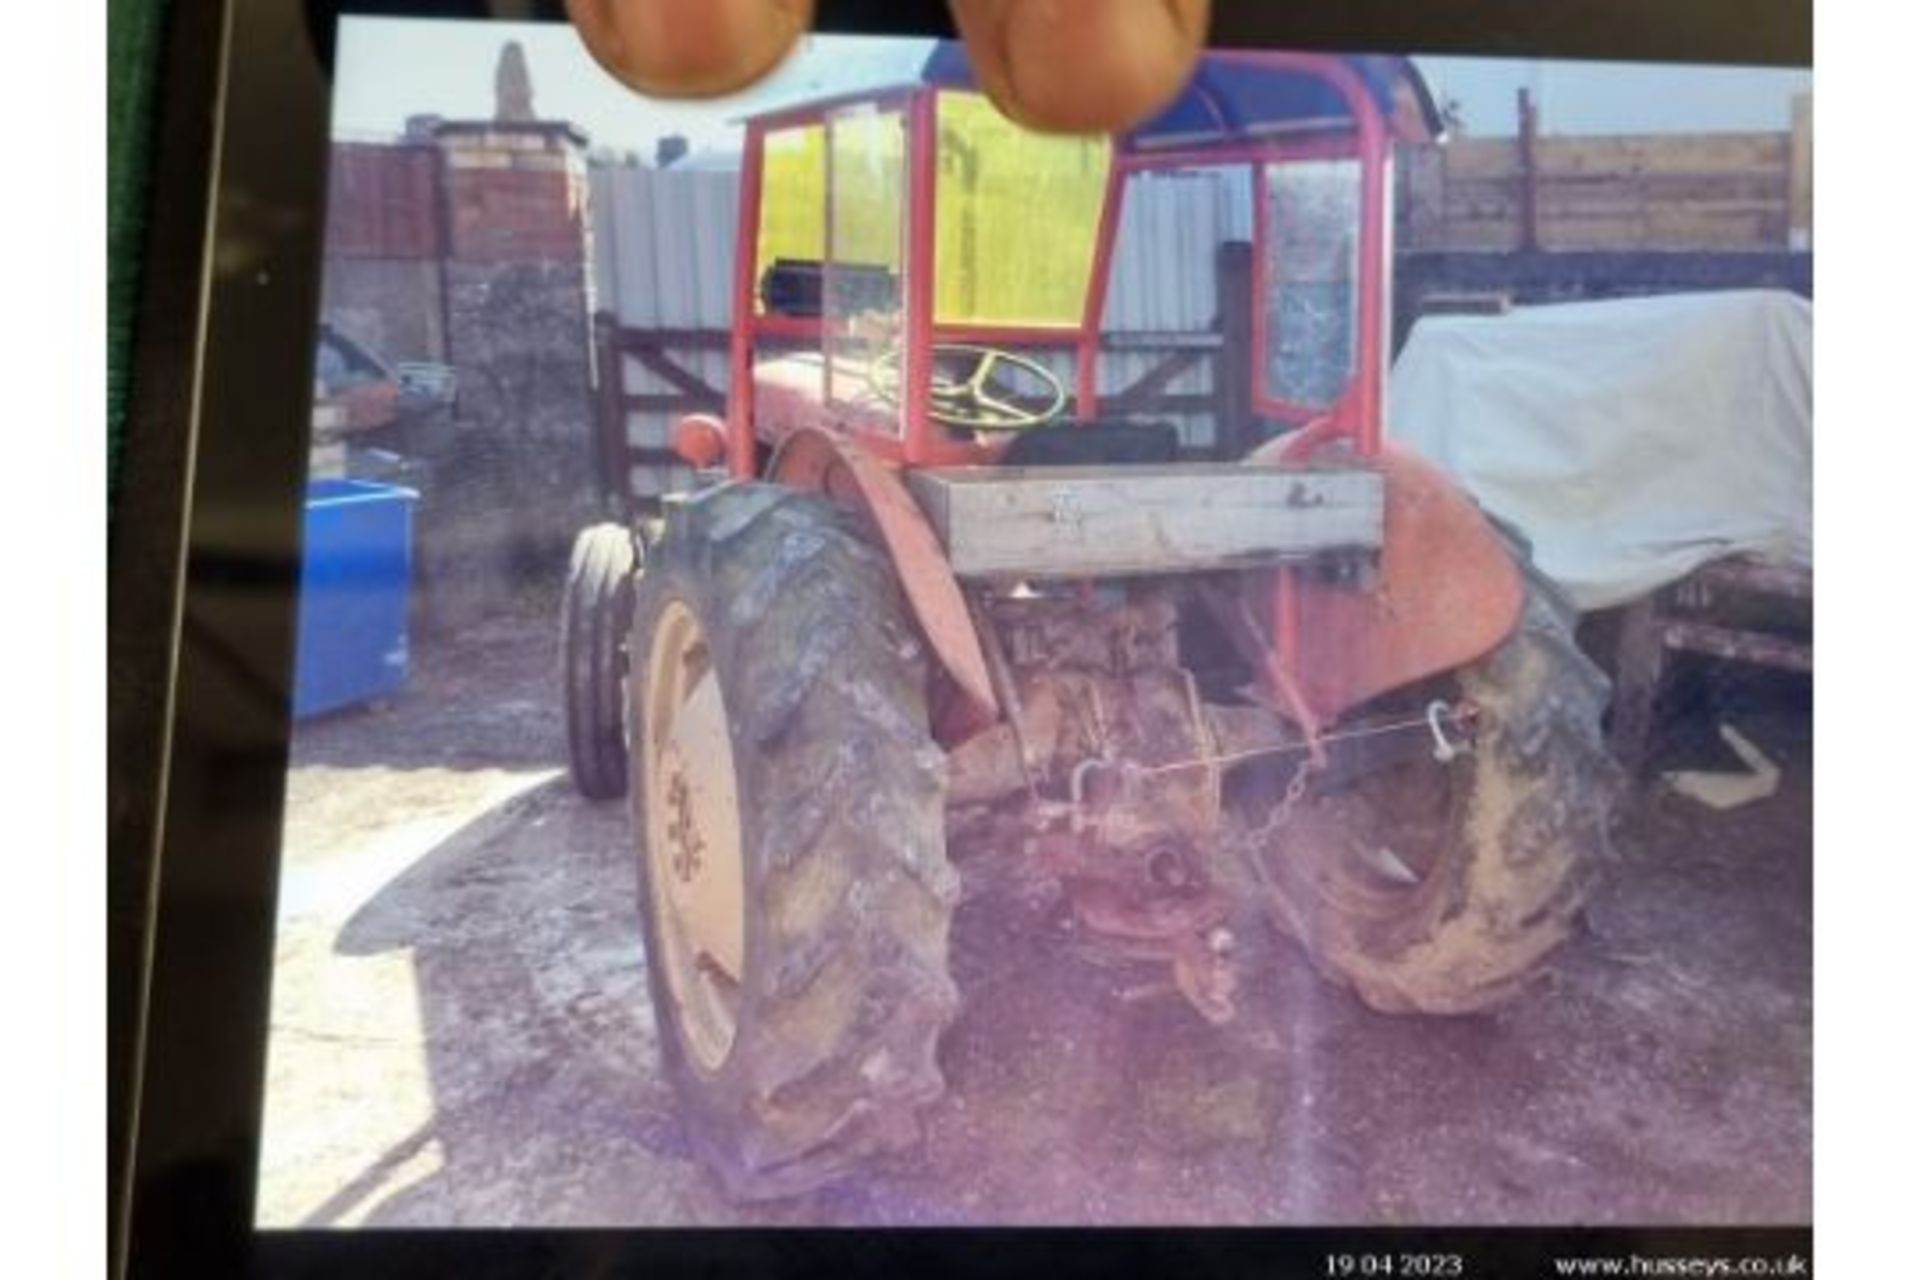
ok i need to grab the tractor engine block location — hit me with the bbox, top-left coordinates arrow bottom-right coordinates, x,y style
949,586 -> 1221,846
946,584 -> 1243,1022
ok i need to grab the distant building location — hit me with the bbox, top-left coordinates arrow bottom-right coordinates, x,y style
495,40 -> 536,123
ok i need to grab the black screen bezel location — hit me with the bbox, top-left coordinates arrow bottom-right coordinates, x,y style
111,2 -> 1812,1275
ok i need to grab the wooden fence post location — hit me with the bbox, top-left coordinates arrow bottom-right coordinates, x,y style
1788,92 -> 1812,250
1517,87 -> 1540,252
1215,241 -> 1255,457
590,311 -> 627,518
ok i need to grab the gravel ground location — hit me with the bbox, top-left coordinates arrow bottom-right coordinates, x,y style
257,607 -> 1811,1228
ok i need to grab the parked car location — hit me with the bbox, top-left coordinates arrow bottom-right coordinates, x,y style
313,322 -> 456,432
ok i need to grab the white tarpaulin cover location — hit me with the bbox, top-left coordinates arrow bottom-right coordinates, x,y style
1387,290 -> 1812,610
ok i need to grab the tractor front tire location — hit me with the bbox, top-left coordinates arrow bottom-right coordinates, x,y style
627,485 -> 960,1200
1259,568 -> 1620,1014
562,522 -> 639,801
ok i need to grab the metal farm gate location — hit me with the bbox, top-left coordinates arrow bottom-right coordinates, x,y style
586,162 -> 1254,514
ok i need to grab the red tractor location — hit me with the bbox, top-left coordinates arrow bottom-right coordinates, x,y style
561,45 -> 1616,1199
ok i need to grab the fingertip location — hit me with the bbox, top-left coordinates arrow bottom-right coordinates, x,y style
952,0 -> 1209,134
566,0 -> 812,99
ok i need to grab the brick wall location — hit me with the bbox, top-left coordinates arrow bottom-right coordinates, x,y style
325,143 -> 441,260
439,125 -> 590,263
421,123 -> 599,630
320,257 -> 446,364
444,168 -> 585,262
315,120 -> 602,631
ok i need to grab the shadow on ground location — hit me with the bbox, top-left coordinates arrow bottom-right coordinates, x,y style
262,617 -> 1812,1228
289,610 -> 566,774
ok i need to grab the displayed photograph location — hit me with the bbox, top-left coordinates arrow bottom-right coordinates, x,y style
258,17 -> 1812,1228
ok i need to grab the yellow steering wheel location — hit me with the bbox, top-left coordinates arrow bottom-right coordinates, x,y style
868,342 -> 1068,431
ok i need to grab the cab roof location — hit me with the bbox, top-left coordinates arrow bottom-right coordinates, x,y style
920,41 -> 1442,148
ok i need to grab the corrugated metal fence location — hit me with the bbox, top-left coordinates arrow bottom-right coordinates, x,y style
588,161 -> 1251,504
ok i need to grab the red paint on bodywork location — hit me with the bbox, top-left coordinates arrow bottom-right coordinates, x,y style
769,427 -> 1000,727
671,415 -> 727,469
721,55 -> 1487,740
752,356 -> 1003,468
1252,446 -> 1525,723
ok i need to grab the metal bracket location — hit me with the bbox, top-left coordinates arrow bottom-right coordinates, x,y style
1426,699 -> 1469,763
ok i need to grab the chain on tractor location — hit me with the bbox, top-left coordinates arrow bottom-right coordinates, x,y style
944,580 -> 1483,1025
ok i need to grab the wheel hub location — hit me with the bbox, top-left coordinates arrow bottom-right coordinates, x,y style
662,745 -> 706,883
641,600 -> 747,1073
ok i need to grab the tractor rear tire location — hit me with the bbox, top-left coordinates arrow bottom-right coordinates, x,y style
1259,566 -> 1621,1014
627,485 -> 960,1200
561,522 -> 639,800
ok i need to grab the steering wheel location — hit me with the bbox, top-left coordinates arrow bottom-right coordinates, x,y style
867,342 -> 1068,430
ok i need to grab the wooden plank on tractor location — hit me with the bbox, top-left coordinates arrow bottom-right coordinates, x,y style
907,463 -> 1383,581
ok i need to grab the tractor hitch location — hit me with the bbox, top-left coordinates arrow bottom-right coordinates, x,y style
1025,830 -> 1240,1025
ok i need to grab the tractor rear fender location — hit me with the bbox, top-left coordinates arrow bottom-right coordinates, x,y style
763,431 -> 1519,739
768,428 -> 999,729
1247,441 -> 1526,723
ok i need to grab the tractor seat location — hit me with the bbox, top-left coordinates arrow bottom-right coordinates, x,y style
994,419 -> 1182,468
759,257 -> 899,318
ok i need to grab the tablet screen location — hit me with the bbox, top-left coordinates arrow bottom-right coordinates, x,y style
257,16 -> 1811,1230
